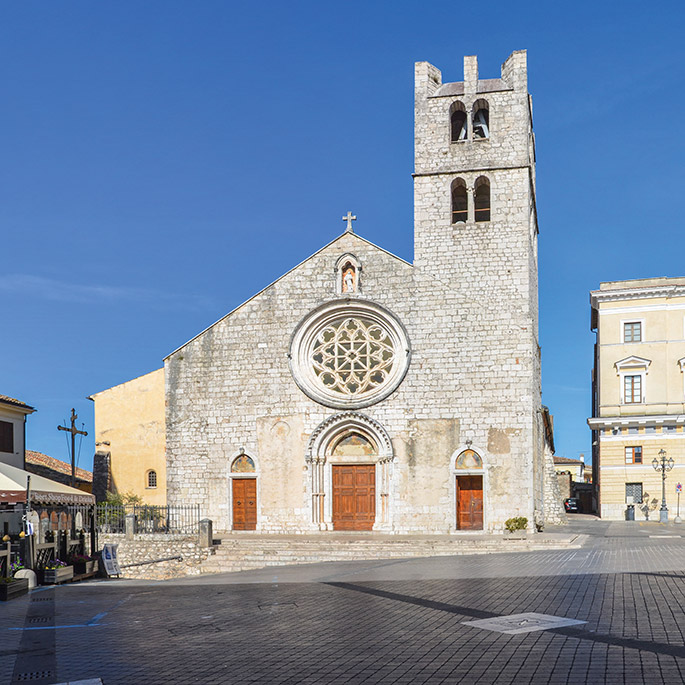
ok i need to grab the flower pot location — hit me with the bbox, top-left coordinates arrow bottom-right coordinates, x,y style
73,560 -> 98,576
42,566 -> 74,585
504,530 -> 527,540
0,578 -> 29,601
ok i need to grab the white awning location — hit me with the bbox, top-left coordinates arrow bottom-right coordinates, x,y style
0,461 -> 94,506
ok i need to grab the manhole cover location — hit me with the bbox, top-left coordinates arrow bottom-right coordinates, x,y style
258,603 -> 297,611
462,612 -> 586,635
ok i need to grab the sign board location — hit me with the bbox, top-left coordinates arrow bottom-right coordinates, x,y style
677,483 -> 682,494
24,511 -> 40,536
102,543 -> 122,577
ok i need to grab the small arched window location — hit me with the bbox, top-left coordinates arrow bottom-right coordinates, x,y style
451,178 -> 468,223
474,177 -> 491,222
450,101 -> 467,142
472,100 -> 490,139
147,470 -> 157,488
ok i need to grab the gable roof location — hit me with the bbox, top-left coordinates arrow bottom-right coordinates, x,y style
25,450 -> 93,484
553,455 -> 585,466
0,394 -> 35,414
164,230 -> 413,360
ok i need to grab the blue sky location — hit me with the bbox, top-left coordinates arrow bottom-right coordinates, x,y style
2,1 -> 684,471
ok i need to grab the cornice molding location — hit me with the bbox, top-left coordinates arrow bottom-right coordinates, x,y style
588,414 -> 685,429
591,284 -> 685,308
614,356 -> 652,373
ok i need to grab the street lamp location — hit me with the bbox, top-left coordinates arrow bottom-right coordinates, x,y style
652,449 -> 675,523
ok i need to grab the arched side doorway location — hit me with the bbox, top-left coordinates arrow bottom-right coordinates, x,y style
229,453 -> 258,531
307,412 -> 394,531
452,448 -> 485,531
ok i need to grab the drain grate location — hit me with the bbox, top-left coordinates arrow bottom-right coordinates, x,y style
14,671 -> 54,681
28,617 -> 51,624
31,597 -> 53,603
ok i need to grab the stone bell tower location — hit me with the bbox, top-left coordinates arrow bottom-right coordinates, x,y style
411,51 -> 550,529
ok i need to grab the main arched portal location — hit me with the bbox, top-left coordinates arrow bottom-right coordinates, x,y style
307,412 -> 394,531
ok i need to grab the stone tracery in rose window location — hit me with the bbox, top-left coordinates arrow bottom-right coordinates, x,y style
310,317 -> 395,396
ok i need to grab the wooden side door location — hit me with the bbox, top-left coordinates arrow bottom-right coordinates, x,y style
232,478 -> 257,530
456,475 -> 483,530
332,465 -> 375,531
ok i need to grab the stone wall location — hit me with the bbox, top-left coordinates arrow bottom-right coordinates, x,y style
99,533 -> 213,580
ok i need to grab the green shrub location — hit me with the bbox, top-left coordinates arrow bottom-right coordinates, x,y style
504,517 -> 528,533
105,491 -> 143,506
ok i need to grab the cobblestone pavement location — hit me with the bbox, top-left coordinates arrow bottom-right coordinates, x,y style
3,518 -> 685,684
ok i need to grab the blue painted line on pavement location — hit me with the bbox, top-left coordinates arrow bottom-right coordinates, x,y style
88,612 -> 108,624
8,623 -> 109,631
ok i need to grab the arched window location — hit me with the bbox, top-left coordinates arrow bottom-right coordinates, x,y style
450,101 -> 467,142
474,177 -> 491,222
451,178 -> 468,223
472,100 -> 489,139
147,470 -> 157,488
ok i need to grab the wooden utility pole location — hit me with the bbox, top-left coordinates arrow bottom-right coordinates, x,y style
57,408 -> 88,488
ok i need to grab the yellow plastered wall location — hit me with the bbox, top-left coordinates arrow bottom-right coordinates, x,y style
597,294 -> 685,415
92,368 -> 166,505
598,431 -> 685,520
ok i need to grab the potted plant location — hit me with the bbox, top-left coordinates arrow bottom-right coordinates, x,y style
69,554 -> 99,576
42,559 -> 74,585
0,575 -> 29,601
504,516 -> 528,539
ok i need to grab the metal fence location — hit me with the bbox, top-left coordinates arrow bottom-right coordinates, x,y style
96,504 -> 201,535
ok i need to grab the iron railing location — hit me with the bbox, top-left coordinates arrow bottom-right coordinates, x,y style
96,504 -> 201,535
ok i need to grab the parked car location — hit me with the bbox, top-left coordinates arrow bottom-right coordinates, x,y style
564,498 -> 582,513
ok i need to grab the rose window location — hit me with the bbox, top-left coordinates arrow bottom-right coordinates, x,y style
311,317 -> 395,396
290,300 -> 410,409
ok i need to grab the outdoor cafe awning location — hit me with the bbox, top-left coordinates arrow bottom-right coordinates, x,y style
0,461 -> 95,506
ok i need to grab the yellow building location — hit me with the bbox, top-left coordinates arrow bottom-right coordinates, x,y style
89,368 -> 166,505
589,278 -> 685,520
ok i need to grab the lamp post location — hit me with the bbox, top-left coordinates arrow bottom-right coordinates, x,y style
652,449 -> 675,523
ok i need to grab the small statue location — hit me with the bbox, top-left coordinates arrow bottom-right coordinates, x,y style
343,267 -> 355,293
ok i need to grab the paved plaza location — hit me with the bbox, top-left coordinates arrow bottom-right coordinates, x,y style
3,518 -> 685,684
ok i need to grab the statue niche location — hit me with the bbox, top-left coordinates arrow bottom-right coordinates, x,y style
341,262 -> 356,294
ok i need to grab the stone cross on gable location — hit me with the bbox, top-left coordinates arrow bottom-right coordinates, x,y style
342,211 -> 357,233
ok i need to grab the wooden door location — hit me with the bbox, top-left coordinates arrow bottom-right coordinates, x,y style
456,475 -> 483,530
232,478 -> 257,530
332,465 -> 375,531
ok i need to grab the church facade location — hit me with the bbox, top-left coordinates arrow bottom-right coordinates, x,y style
160,51 -> 564,534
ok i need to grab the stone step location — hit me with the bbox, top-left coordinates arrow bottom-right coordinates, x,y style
198,533 -> 580,575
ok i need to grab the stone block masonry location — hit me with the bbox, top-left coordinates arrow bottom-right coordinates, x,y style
99,533 -> 214,580
160,50 -> 555,535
